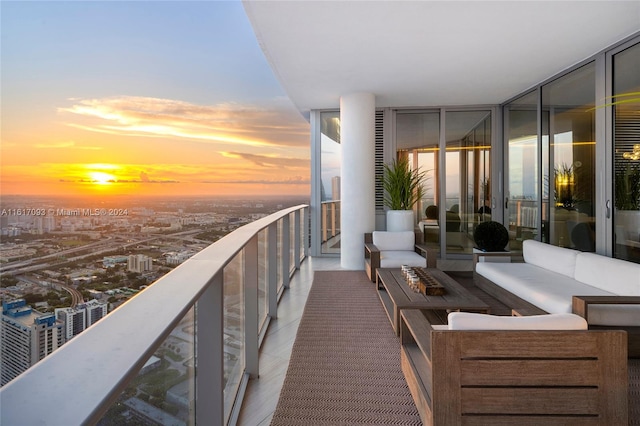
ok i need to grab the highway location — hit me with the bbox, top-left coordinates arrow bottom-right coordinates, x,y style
1,230 -> 204,276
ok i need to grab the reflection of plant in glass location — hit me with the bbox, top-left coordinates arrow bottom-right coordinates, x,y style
615,163 -> 640,210
554,163 -> 576,208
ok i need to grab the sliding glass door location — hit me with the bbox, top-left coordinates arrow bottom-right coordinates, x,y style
395,109 -> 492,257
612,42 -> 640,263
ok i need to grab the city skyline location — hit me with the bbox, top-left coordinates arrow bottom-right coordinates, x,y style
1,1 -> 311,198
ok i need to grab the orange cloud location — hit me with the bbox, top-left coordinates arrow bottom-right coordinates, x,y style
221,151 -> 308,169
59,96 -> 309,149
34,141 -> 103,150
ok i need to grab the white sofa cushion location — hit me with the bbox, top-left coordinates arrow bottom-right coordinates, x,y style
447,312 -> 588,330
475,262 -> 614,314
574,252 -> 640,296
372,231 -> 415,251
522,239 -> 579,278
380,251 -> 426,268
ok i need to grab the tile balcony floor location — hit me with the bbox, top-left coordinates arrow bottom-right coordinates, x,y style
237,256 -> 473,426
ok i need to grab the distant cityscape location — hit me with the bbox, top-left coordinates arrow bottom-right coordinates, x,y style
0,194 -> 307,424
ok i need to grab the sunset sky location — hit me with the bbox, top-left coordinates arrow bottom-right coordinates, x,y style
1,1 -> 311,198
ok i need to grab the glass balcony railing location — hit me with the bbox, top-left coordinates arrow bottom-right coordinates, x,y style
0,205 -> 309,426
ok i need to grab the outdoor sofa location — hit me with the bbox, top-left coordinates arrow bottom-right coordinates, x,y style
474,239 -> 640,356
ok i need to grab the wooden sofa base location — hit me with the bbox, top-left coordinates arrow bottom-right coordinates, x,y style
400,309 -> 629,426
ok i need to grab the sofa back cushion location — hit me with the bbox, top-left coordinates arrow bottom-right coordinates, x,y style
372,231 -> 415,251
447,312 -> 588,330
574,252 -> 640,295
522,239 -> 579,278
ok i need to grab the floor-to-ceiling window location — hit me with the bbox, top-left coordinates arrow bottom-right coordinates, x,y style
612,41 -> 640,263
542,62 -> 596,251
444,111 -> 492,255
504,92 -> 539,251
395,109 -> 492,256
505,63 -> 597,253
319,111 -> 341,254
396,111 -> 441,253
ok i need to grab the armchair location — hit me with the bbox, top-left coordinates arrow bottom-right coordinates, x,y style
364,231 -> 436,282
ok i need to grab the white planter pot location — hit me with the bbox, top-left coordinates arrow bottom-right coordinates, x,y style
387,210 -> 414,232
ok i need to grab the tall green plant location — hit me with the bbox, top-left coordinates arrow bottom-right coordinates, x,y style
382,158 -> 427,210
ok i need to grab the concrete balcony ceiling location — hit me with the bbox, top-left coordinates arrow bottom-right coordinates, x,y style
243,1 -> 640,115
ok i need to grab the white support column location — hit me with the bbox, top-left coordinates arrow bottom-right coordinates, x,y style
340,92 -> 376,270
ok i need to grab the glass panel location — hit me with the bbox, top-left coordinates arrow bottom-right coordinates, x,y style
99,308 -> 196,425
613,42 -> 640,263
506,91 -> 539,251
277,219 -> 284,292
223,252 -> 244,420
320,111 -> 341,254
258,229 -> 268,330
445,111 -> 492,254
396,112 -> 440,253
542,62 -> 596,251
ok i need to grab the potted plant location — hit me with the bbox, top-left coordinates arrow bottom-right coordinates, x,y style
382,157 -> 427,231
473,220 -> 509,252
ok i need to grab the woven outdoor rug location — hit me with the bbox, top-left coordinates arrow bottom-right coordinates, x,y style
270,270 -> 421,426
631,359 -> 639,425
271,270 -> 640,425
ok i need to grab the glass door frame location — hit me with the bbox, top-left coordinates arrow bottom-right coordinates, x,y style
605,35 -> 640,258
391,106 -> 500,259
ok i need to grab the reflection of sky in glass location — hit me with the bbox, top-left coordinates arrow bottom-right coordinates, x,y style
321,133 -> 341,200
552,131 -> 574,167
509,135 -> 537,199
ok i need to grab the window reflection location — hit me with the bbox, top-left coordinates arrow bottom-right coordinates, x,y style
542,62 -> 596,251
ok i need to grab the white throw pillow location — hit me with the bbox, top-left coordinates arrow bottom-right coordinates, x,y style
447,312 -> 588,330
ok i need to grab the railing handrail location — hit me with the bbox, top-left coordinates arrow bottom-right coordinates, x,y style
0,204 -> 308,426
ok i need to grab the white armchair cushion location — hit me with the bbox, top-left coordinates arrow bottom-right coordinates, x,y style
372,231 -> 415,251
522,239 -> 579,278
447,312 -> 588,330
379,251 -> 426,268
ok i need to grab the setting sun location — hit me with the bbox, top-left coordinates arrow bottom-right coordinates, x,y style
88,171 -> 116,185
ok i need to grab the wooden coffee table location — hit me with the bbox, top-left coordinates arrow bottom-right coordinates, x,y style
376,268 -> 491,335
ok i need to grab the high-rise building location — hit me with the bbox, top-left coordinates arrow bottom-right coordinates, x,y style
55,307 -> 86,340
1,300 -> 65,386
84,300 -> 108,327
55,300 -> 108,340
128,254 -> 153,273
